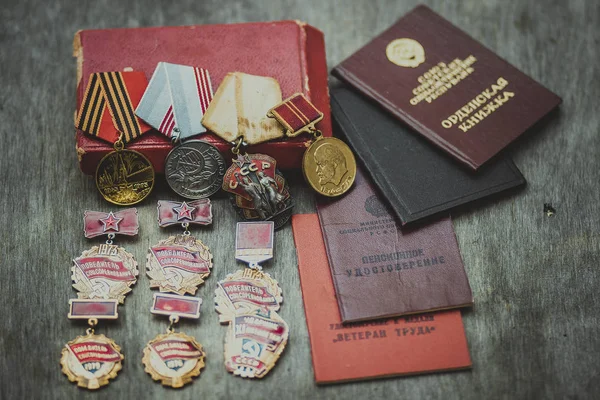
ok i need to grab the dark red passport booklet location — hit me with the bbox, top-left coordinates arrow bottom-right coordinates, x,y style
333,5 -> 561,170
317,168 -> 473,323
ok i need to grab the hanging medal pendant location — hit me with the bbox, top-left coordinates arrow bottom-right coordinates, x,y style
222,141 -> 293,229
164,137 -> 226,199
215,222 -> 289,379
268,93 -> 357,197
144,200 -> 212,388
134,63 -> 222,199
143,296 -> 206,388
76,71 -> 155,205
96,135 -> 155,206
73,209 -> 140,304
148,200 -> 213,295
61,300 -> 123,390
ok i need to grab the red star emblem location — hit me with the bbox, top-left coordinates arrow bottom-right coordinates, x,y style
100,212 -> 122,232
174,202 -> 195,221
233,154 -> 252,168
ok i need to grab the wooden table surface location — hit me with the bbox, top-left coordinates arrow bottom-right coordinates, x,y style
1,0 -> 598,398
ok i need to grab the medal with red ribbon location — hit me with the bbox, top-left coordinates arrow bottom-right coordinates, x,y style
62,209 -> 140,389
268,93 -> 357,198
214,221 -> 289,379
143,200 -> 212,388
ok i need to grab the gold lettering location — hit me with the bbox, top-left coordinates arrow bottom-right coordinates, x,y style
409,55 -> 477,106
439,77 -> 515,131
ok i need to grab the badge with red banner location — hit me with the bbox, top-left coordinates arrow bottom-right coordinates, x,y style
214,268 -> 283,322
75,210 -> 140,304
72,244 -> 139,304
143,332 -> 206,388
147,235 -> 212,295
147,200 -> 213,295
143,294 -> 205,388
143,202 -> 211,389
222,153 -> 293,229
223,310 -> 289,379
61,332 -> 124,390
62,211 -> 140,390
215,221 -> 288,379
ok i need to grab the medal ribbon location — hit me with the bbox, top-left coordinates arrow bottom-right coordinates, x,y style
268,93 -> 324,137
76,72 -> 151,144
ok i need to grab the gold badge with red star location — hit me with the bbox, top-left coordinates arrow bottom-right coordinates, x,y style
143,201 -> 213,388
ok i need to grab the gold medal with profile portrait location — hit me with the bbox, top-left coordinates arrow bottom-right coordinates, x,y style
386,38 -> 425,68
302,136 -> 356,197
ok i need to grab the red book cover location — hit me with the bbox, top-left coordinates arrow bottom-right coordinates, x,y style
317,169 -> 473,323
292,213 -> 472,384
333,5 -> 561,170
73,21 -> 331,174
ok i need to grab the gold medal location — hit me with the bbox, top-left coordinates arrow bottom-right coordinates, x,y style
303,136 -> 356,197
61,331 -> 124,390
95,140 -> 155,206
142,331 -> 206,388
62,299 -> 123,390
269,93 -> 356,197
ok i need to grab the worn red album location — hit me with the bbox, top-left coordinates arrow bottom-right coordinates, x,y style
292,213 -> 472,383
74,21 -> 331,174
317,168 -> 473,323
333,5 -> 561,170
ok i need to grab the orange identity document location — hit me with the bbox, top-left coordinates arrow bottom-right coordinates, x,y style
292,214 -> 472,383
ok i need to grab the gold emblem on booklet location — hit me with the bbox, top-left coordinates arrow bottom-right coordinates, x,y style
386,38 -> 425,68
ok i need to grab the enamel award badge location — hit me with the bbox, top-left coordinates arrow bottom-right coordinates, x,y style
222,153 -> 293,229
214,222 -> 289,378
143,294 -> 206,388
72,210 -> 140,304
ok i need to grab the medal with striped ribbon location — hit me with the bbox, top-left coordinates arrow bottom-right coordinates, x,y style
135,63 -> 226,199
76,71 -> 155,205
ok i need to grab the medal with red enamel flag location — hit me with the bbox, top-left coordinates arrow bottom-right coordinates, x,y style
143,200 -> 212,388
62,209 -> 141,390
214,221 -> 289,379
143,294 -> 206,388
72,209 -> 140,304
146,200 -> 213,295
